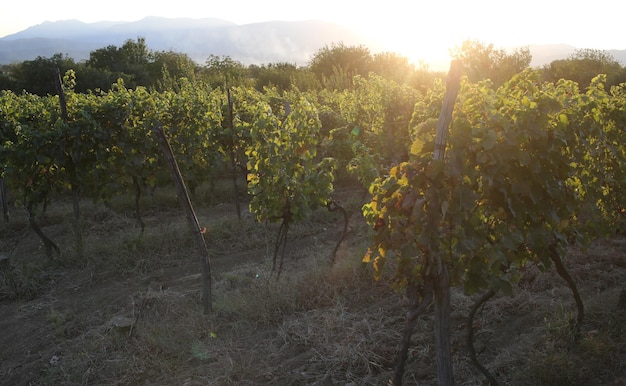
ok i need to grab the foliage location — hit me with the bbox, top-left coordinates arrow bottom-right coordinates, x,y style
308,43 -> 373,89
325,73 -> 419,187
370,52 -> 422,86
0,38 -> 201,94
149,50 -> 198,91
87,37 -> 153,87
363,69 -> 623,296
158,79 -> 223,193
542,48 -> 626,89
248,62 -> 317,92
450,39 -> 532,86
200,55 -> 249,89
2,58 -> 625,288
0,53 -> 77,95
1,38 -> 456,97
245,89 -> 336,223
0,90 -> 63,208
360,68 -> 626,383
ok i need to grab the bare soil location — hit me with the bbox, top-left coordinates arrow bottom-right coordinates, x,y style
1,189 -> 625,385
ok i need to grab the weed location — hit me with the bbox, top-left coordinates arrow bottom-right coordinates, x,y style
527,350 -> 578,386
0,260 -> 48,300
47,308 -> 82,339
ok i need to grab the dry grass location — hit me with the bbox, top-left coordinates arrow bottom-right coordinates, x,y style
1,185 -> 626,385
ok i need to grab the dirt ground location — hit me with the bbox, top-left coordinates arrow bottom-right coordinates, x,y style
1,189 -> 625,385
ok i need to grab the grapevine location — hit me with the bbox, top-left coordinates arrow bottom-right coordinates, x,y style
245,88 -> 336,278
362,68 -> 626,384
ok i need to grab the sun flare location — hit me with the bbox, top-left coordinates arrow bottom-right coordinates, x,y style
353,16 -> 464,72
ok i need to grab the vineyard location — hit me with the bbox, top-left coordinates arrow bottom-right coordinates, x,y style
1,65 -> 626,385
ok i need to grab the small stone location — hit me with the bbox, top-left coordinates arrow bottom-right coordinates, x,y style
110,315 -> 135,332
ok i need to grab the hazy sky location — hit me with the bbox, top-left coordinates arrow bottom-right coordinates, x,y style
2,0 -> 624,68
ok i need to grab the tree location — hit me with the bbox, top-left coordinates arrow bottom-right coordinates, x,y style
5,53 -> 76,95
71,65 -> 119,93
248,62 -> 305,91
308,43 -> 372,89
0,64 -> 18,91
148,50 -> 199,91
86,37 -> 152,88
200,55 -> 248,89
450,40 -> 531,86
87,38 -> 150,71
542,48 -> 626,89
370,52 -> 415,84
87,45 -> 122,71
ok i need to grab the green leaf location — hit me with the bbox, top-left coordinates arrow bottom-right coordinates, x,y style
426,159 -> 445,179
481,129 -> 497,150
491,277 -> 513,296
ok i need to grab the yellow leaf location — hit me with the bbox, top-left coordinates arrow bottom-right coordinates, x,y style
410,138 -> 426,156
362,248 -> 372,263
373,256 -> 383,274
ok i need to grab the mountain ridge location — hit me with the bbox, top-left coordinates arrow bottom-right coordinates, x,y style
2,17 -> 626,70
0,17 -> 370,66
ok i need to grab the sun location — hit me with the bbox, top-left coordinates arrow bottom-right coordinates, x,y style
354,19 -> 462,72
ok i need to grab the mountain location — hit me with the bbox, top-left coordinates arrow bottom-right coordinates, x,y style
2,18 -> 626,69
529,44 -> 578,67
528,44 -> 626,68
0,17 -> 372,66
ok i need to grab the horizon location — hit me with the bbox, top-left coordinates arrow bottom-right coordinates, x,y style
3,1 -> 625,70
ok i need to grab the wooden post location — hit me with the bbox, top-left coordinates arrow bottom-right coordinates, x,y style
433,61 -> 462,161
54,68 -> 68,121
152,124 -> 212,314
430,60 -> 462,386
226,89 -> 242,220
54,67 -> 84,258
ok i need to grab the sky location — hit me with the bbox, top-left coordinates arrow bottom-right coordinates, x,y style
1,0 -> 624,69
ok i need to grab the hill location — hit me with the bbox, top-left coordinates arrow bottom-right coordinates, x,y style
0,17 -> 370,66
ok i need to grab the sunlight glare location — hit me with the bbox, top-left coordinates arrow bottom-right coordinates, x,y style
354,13 -> 462,72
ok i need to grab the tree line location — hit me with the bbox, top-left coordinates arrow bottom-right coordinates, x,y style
0,37 -> 433,94
2,37 -> 625,96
